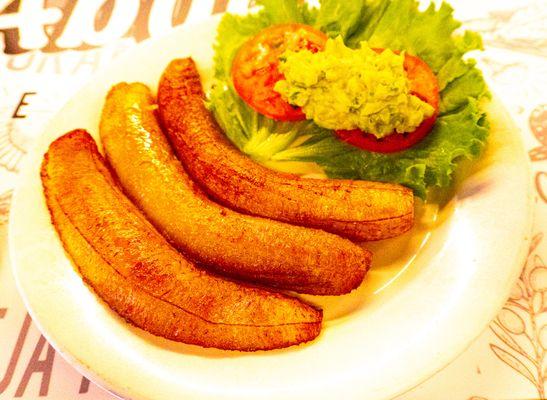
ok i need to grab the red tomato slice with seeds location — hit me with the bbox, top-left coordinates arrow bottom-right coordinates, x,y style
232,24 -> 327,121
335,52 -> 440,153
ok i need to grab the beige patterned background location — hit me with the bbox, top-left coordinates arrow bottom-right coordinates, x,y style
0,0 -> 546,398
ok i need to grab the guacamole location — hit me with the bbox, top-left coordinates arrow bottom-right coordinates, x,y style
274,37 -> 435,137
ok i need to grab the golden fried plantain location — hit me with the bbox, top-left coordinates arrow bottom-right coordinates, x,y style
99,82 -> 370,295
157,58 -> 414,242
41,130 -> 322,351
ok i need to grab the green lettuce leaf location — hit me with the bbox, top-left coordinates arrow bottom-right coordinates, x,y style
208,83 -> 323,161
210,0 -> 490,198
255,0 -> 308,24
440,68 -> 489,113
314,0 -> 367,39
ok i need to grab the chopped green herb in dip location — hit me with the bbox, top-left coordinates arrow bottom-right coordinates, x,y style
274,37 -> 435,138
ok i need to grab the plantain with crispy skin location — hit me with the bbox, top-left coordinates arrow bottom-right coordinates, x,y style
99,82 -> 370,295
157,58 -> 414,242
41,130 -> 322,351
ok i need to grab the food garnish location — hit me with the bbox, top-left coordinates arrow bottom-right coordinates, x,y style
209,0 -> 490,198
275,37 -> 435,136
232,23 -> 327,121
158,58 -> 414,242
335,47 -> 440,153
100,82 -> 370,295
41,130 -> 322,351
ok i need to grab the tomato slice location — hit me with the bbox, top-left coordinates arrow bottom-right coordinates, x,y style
335,52 -> 440,153
232,24 -> 327,121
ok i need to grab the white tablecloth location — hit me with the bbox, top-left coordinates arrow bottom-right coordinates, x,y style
0,0 -> 545,398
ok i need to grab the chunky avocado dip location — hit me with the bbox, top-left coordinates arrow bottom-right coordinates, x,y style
274,37 -> 435,138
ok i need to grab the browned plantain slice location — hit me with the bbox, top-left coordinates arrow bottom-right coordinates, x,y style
157,58 -> 415,242
99,82 -> 370,295
41,130 -> 322,351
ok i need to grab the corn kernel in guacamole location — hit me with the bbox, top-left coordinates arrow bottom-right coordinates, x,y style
274,37 -> 434,138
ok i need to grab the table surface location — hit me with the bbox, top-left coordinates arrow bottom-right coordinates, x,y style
0,0 -> 546,399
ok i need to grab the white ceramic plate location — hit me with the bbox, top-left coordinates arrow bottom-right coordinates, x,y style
9,16 -> 533,400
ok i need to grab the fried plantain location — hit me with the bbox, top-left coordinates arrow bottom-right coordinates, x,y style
99,82 -> 370,295
157,58 -> 414,242
41,130 -> 322,351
